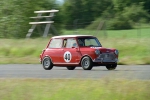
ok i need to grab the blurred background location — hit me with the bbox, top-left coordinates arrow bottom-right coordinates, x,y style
0,0 -> 150,64
0,0 -> 150,38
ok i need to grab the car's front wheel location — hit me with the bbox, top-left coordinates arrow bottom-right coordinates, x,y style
66,66 -> 76,70
42,57 -> 53,70
106,64 -> 117,70
81,56 -> 93,70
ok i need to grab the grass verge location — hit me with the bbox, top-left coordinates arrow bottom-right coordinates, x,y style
0,78 -> 149,100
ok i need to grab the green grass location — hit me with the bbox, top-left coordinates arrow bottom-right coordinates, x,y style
0,79 -> 149,100
0,38 -> 48,64
0,28 -> 150,64
63,28 -> 150,38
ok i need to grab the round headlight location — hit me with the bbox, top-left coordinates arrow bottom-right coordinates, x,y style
115,50 -> 119,55
95,49 -> 100,55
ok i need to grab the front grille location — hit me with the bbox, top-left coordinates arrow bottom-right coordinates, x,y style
99,53 -> 116,60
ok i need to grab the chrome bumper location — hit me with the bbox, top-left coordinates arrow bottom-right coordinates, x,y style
93,58 -> 118,63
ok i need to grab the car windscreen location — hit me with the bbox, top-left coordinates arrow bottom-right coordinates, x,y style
77,37 -> 102,47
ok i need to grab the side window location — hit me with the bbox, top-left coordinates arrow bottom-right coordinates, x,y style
49,39 -> 62,48
66,38 -> 78,48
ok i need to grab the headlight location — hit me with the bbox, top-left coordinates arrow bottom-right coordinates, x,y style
115,50 -> 119,55
95,49 -> 100,55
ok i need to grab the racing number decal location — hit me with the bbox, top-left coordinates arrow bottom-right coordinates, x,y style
64,51 -> 72,62
65,54 -> 70,60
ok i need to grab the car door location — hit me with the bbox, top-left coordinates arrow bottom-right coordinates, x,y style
60,38 -> 81,65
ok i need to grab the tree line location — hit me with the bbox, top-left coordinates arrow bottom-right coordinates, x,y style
0,0 -> 150,38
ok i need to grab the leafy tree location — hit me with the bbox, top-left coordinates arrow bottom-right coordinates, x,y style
122,3 -> 150,23
86,0 -> 150,30
0,0 -> 61,38
62,0 -> 112,29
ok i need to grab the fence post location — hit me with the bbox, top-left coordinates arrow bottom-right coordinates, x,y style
73,19 -> 79,34
103,22 -> 107,38
94,21 -> 105,37
137,22 -> 141,38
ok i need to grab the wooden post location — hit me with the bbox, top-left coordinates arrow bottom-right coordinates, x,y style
26,9 -> 59,38
26,13 -> 42,38
94,21 -> 105,37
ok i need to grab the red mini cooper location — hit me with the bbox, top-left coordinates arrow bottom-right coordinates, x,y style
40,35 -> 119,70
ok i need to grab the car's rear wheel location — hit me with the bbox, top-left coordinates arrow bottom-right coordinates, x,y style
81,56 -> 93,70
106,64 -> 117,70
42,57 -> 53,70
66,66 -> 76,70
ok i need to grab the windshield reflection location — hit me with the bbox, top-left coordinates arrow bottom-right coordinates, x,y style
77,37 -> 102,47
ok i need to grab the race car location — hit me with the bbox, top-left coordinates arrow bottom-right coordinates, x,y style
40,35 -> 119,70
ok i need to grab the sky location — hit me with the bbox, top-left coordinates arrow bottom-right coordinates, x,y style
56,0 -> 64,4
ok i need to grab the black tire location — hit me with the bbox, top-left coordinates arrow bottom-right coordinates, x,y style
81,56 -> 93,70
106,64 -> 117,70
42,57 -> 53,70
66,66 -> 76,70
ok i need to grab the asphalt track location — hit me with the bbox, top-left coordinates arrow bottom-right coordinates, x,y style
0,64 -> 150,80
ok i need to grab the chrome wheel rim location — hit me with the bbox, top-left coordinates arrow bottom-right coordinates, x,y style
82,58 -> 90,69
43,58 -> 50,68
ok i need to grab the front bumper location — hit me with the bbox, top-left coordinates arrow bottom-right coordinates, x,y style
93,58 -> 118,63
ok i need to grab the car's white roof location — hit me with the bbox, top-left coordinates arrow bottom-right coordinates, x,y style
52,35 -> 94,38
